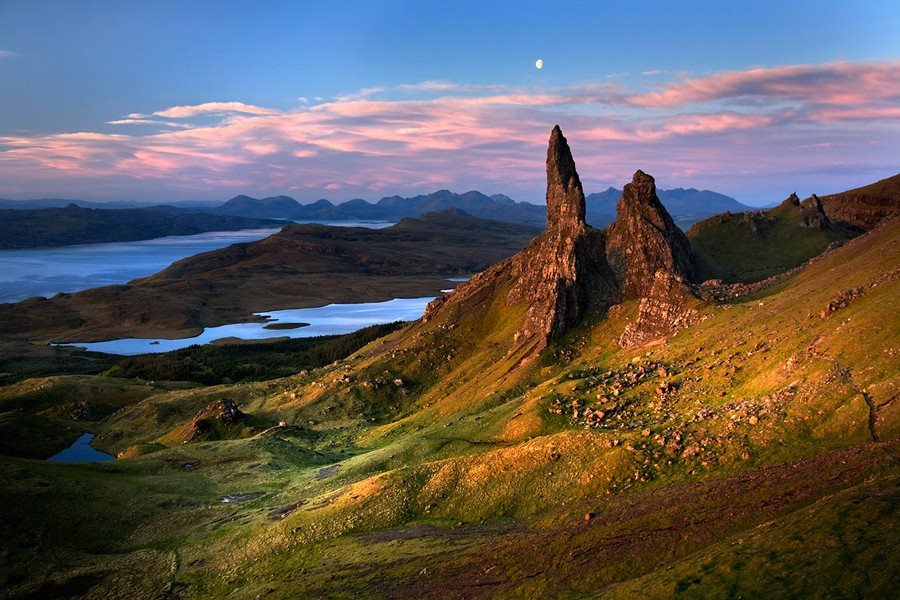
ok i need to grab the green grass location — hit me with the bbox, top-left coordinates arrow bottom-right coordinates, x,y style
0,220 -> 897,598
688,203 -> 854,282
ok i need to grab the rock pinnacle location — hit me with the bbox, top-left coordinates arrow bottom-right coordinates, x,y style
546,125 -> 586,231
605,169 -> 695,298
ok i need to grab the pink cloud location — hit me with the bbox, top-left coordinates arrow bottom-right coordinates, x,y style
153,101 -> 279,118
1,60 -> 898,203
627,60 -> 900,107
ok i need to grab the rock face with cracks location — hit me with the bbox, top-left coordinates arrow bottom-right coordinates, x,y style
618,271 -> 703,348
605,170 -> 696,299
506,126 -> 618,343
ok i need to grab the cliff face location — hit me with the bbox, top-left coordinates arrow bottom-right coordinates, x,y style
819,173 -> 900,230
605,170 -> 696,299
617,271 -> 702,348
424,126 -> 697,350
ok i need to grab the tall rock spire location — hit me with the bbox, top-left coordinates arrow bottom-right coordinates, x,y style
546,125 -> 587,231
605,170 -> 695,298
506,126 -> 616,343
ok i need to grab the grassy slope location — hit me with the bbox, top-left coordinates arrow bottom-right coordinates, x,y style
0,220 -> 897,598
687,202 -> 854,283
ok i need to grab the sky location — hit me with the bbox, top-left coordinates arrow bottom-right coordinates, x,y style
0,0 -> 898,207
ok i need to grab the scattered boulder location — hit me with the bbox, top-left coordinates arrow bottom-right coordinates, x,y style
185,399 -> 246,442
821,287 -> 864,318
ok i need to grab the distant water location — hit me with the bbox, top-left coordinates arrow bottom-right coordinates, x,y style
0,221 -> 395,304
290,219 -> 394,228
47,433 -> 114,463
56,297 -> 436,355
0,228 -> 281,303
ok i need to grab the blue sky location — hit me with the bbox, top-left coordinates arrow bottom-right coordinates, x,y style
1,0 -> 898,205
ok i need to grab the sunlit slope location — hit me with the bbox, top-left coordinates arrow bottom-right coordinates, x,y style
2,219 -> 894,597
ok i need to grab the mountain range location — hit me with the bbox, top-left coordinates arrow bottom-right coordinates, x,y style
1,186 -> 755,232
210,187 -> 752,228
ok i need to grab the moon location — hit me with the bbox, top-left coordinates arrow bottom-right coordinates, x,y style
535,58 -> 543,70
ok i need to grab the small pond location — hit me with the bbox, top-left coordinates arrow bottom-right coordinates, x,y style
47,433 -> 114,463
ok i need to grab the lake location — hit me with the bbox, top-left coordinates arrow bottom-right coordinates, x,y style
0,221 -> 394,304
47,433 -> 115,463
56,296 -> 437,355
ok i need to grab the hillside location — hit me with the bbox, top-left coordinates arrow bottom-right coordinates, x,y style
0,210 -> 538,343
0,127 -> 896,598
687,193 -> 859,283
0,204 -> 283,249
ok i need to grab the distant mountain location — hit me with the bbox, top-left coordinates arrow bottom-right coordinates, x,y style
210,190 -> 548,227
215,195 -> 303,219
0,204 -> 284,249
586,187 -> 751,228
3,185 -> 752,230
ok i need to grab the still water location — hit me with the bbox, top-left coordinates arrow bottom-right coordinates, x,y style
0,229 -> 281,303
56,297 -> 436,355
47,433 -> 115,463
0,221 -> 395,304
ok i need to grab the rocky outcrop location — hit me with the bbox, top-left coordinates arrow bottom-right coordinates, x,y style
424,126 -> 618,346
424,127 -> 701,350
798,195 -> 831,229
781,192 -> 802,208
605,170 -> 695,299
506,126 -> 617,342
618,271 -> 702,348
186,398 -> 245,442
544,126 -> 587,231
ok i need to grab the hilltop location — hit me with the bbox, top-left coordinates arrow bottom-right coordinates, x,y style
0,127 -> 896,599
